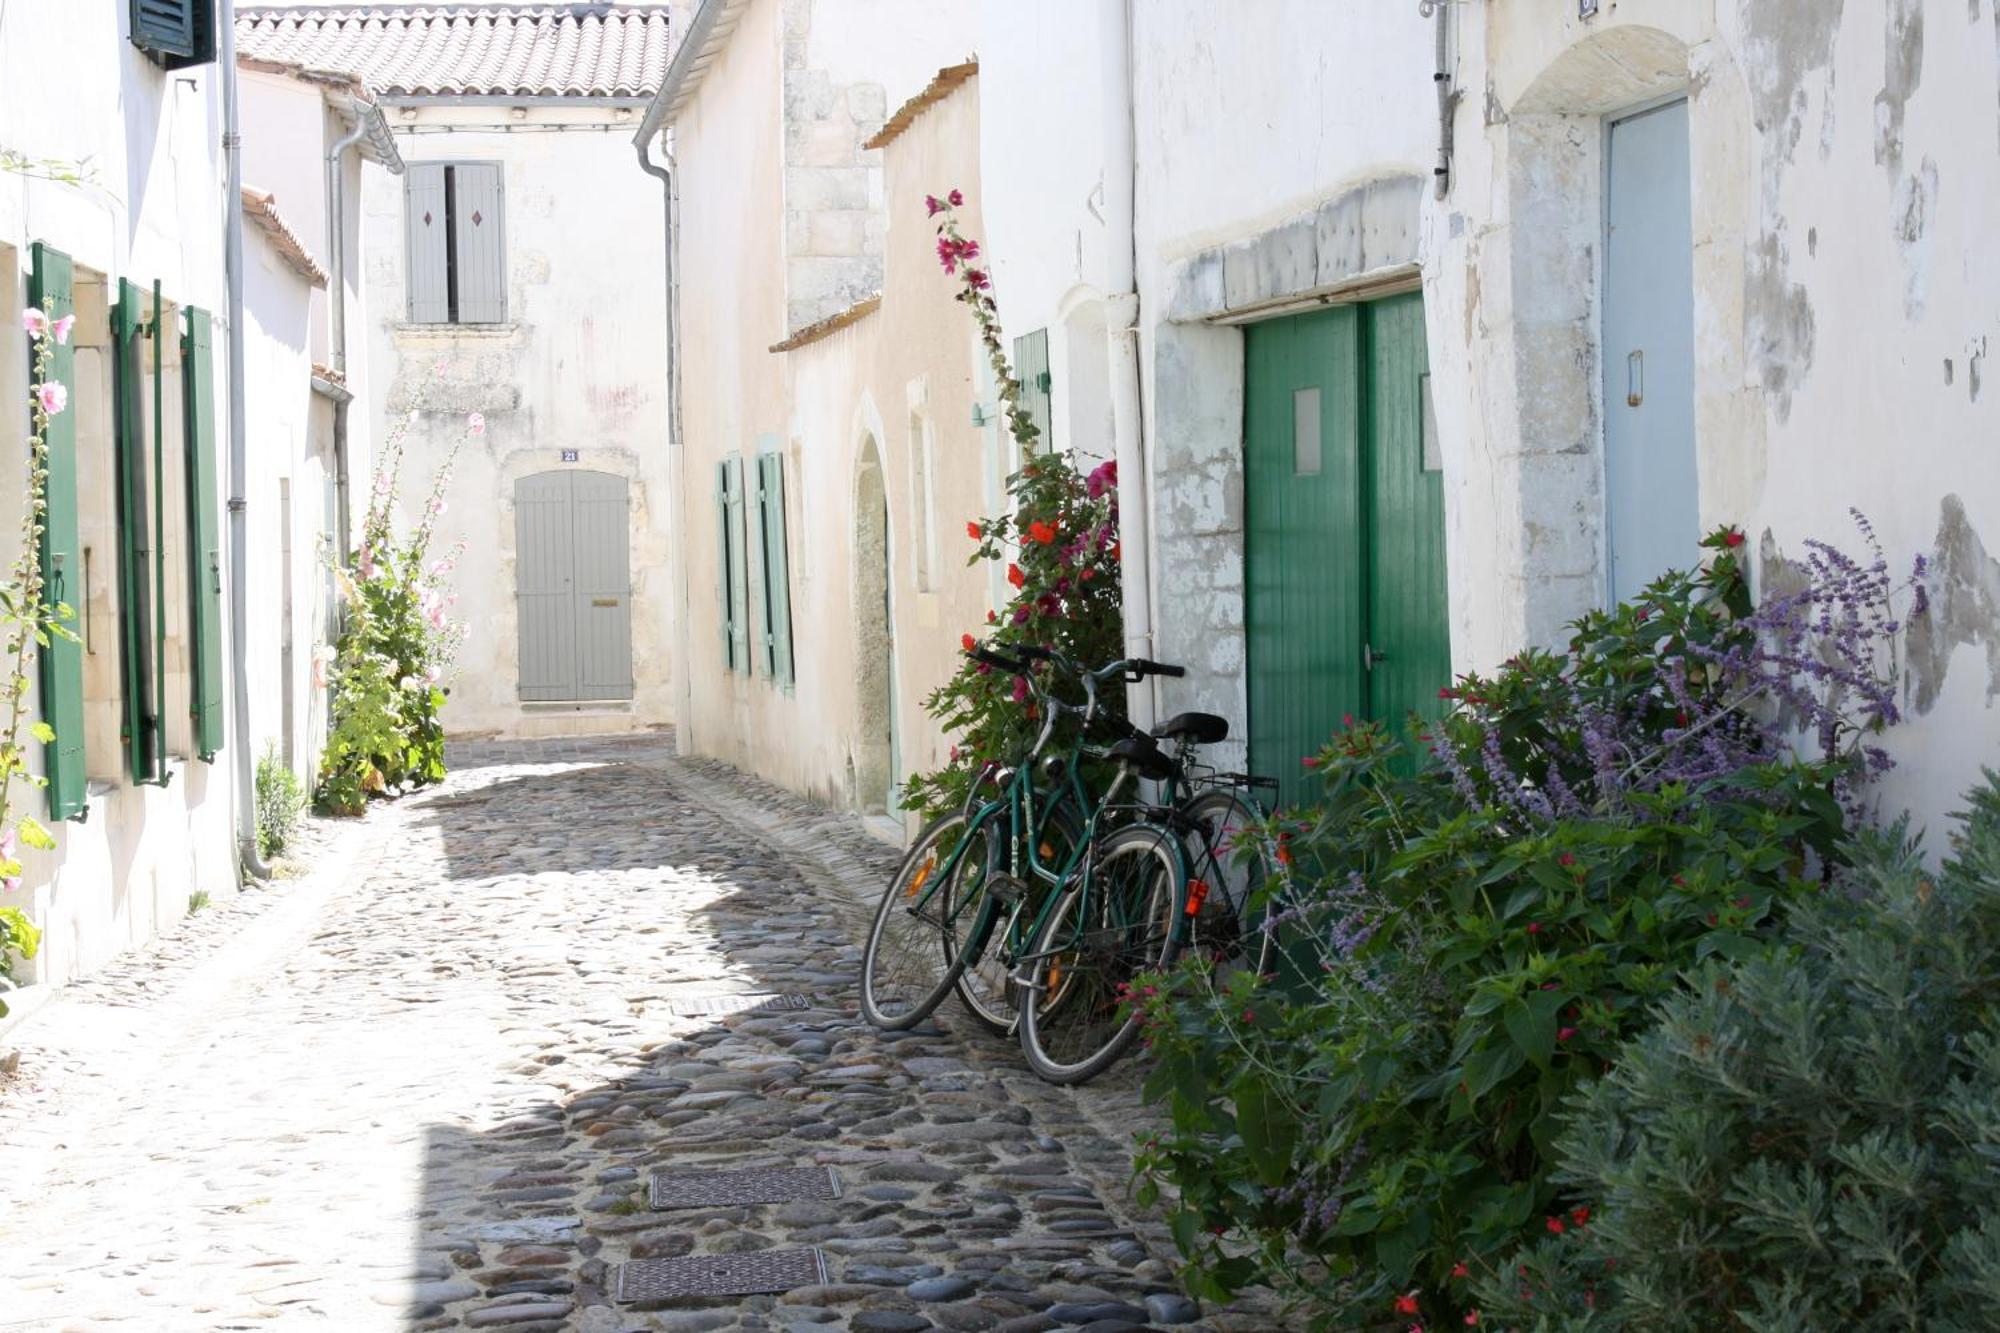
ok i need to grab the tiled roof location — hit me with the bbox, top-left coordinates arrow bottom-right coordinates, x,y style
242,187 -> 329,287
769,294 -> 880,354
236,5 -> 673,99
863,60 -> 977,152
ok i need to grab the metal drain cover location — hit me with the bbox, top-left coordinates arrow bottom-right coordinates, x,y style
667,992 -> 811,1017
615,1247 -> 827,1300
649,1165 -> 840,1210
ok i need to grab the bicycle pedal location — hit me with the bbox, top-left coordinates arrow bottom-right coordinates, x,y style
986,873 -> 1029,905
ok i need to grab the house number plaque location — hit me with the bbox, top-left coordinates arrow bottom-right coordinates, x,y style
560,449 -> 579,462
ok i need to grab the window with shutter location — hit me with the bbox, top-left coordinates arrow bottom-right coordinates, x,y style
180,306 -> 223,761
129,0 -> 215,68
755,448 -> 794,688
1013,328 -> 1053,449
30,243 -> 88,821
112,279 -> 165,785
405,161 -> 506,325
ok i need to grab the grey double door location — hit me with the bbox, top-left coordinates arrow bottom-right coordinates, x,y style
516,470 -> 634,701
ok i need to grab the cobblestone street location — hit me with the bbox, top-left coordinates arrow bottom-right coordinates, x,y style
0,737 -> 1271,1333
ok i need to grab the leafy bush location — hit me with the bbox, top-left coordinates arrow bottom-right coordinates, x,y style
1130,524 -> 1917,1328
1467,774 -> 2000,1332
254,746 -> 307,858
899,189 -> 1123,819
315,391 -> 470,813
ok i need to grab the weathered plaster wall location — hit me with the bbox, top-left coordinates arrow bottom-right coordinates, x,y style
0,3 -> 238,989
359,103 -> 672,741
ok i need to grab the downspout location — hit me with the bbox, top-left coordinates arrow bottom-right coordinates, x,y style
633,129 -> 690,752
1102,0 -> 1154,732
325,118 -> 369,562
1423,0 -> 1456,199
219,0 -> 271,878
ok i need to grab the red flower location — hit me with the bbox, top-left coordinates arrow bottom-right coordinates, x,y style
1007,563 -> 1025,588
1394,1293 -> 1421,1316
1464,1314 -> 1479,1327
1111,541 -> 1122,562
961,633 -> 976,652
936,237 -> 959,273
986,609 -> 998,624
1558,852 -> 1576,867
1546,1216 -> 1566,1235
1303,757 -> 1321,769
1438,686 -> 1458,700
1526,922 -> 1542,934
1028,520 -> 1057,544
1570,1206 -> 1591,1227
925,194 -> 944,216
1724,529 -> 1745,548
1080,567 -> 1095,581
1558,1026 -> 1578,1043
1451,1263 -> 1470,1279
948,188 -> 964,206
966,521 -> 981,539
966,268 -> 991,290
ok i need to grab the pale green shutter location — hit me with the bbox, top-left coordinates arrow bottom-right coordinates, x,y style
756,449 -> 794,687
113,279 -> 163,784
181,306 -> 224,760
1013,328 -> 1052,449
723,456 -> 750,673
30,244 -> 87,820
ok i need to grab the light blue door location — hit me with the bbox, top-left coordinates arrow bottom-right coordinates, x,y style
515,470 -> 634,702
1603,98 -> 1698,604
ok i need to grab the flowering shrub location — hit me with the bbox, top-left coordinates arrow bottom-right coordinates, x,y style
0,308 -> 78,1005
315,390 -> 471,814
1129,524 -> 1921,1329
1468,775 -> 2000,1330
898,190 -> 1123,819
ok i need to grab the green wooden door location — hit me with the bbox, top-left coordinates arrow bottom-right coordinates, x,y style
1244,292 -> 1448,804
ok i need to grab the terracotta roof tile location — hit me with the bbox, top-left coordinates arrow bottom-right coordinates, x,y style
242,186 -> 329,286
236,5 -> 672,99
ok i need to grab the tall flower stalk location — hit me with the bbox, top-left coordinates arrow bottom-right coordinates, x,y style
0,309 -> 79,997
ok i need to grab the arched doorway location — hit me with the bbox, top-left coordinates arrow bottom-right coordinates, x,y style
853,437 -> 896,814
515,469 -> 634,701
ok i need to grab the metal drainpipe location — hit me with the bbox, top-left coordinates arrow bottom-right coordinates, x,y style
1101,0 -> 1155,732
1424,0 -> 1455,199
634,128 -> 691,754
218,0 -> 271,878
325,120 -> 368,564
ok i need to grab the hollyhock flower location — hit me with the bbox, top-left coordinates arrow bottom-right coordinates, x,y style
1085,458 -> 1118,498
0,827 -> 18,891
948,188 -> 963,206
466,412 -> 485,435
21,307 -> 48,338
936,237 -> 960,274
428,497 -> 447,516
1011,606 -> 1029,625
925,194 -> 944,216
1006,562 -> 1024,588
424,665 -> 441,685
1394,1293 -> 1421,1316
357,543 -> 375,579
1010,675 -> 1029,703
1027,520 -> 1056,544
430,557 -> 455,576
36,381 -> 67,416
52,313 -> 75,344
965,268 -> 990,290
400,674 -> 421,691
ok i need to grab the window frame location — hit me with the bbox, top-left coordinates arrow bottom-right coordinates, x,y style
402,160 -> 509,327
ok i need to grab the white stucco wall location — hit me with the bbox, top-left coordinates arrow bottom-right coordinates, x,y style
0,5 -> 238,989
359,101 -> 673,740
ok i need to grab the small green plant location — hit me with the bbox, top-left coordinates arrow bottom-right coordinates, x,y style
187,890 -> 210,914
1471,772 -> 2000,1331
254,746 -> 307,858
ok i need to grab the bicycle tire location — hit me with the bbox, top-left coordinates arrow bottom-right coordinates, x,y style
1178,789 -> 1275,982
859,813 -> 986,1030
1017,823 -> 1185,1084
948,800 -> 1084,1034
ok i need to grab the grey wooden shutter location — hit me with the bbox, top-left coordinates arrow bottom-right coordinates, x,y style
717,456 -> 750,674
515,471 -> 576,700
1012,328 -> 1052,449
452,164 -> 507,324
756,451 -> 795,687
571,471 -> 634,700
405,164 -> 450,325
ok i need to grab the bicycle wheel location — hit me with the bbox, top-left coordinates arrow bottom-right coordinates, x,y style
948,799 -> 1083,1034
1179,789 -> 1275,982
860,813 -> 984,1029
1017,823 -> 1185,1084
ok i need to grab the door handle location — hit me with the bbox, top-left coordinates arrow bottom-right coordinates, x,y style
591,597 -> 619,607
1626,350 -> 1644,407
1364,642 -> 1388,671
49,552 -> 64,604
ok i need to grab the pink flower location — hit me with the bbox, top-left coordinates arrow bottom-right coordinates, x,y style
925,194 -> 944,216
428,497 -> 447,516
948,189 -> 964,206
21,307 -> 49,338
1010,675 -> 1029,703
430,557 -> 455,577
1086,458 -> 1119,499
52,314 -> 75,345
36,381 -> 67,416
0,829 -> 18,894
466,412 -> 485,435
357,543 -> 375,579
965,268 -> 991,290
1558,1026 -> 1578,1043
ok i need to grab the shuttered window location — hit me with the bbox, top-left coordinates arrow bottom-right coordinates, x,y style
1013,328 -> 1052,449
180,307 -> 224,760
130,0 -> 215,68
112,279 -> 166,786
30,243 -> 87,820
716,456 -> 749,673
754,448 -> 795,688
404,162 -> 506,325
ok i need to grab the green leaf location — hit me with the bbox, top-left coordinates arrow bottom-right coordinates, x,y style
1504,995 -> 1557,1069
1234,1078 -> 1298,1188
16,816 -> 56,851
1465,1041 -> 1525,1100
29,721 -> 55,744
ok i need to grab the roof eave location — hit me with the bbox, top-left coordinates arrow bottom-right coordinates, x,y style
632,0 -> 749,150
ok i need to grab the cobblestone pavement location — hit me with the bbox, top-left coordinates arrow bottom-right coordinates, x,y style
0,736 -> 1279,1333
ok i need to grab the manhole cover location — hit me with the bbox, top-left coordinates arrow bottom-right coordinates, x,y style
615,1247 -> 826,1300
649,1165 -> 840,1210
667,992 -> 811,1017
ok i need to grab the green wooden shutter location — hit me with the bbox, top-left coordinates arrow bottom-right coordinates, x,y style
181,307 -> 224,761
1013,328 -> 1052,449
113,279 -> 162,785
755,449 -> 794,688
723,455 -> 750,673
30,244 -> 87,821
130,0 -> 215,68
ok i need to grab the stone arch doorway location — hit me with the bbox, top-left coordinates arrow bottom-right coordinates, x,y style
853,436 -> 896,815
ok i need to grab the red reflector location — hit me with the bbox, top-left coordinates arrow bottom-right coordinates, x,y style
1184,879 -> 1210,916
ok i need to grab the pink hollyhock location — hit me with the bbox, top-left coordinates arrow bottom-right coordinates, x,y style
1010,675 -> 1029,703
466,412 -> 485,435
21,307 -> 49,338
965,268 -> 990,290
36,381 -> 67,416
1086,458 -> 1118,498
948,189 -> 963,206
52,313 -> 75,345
